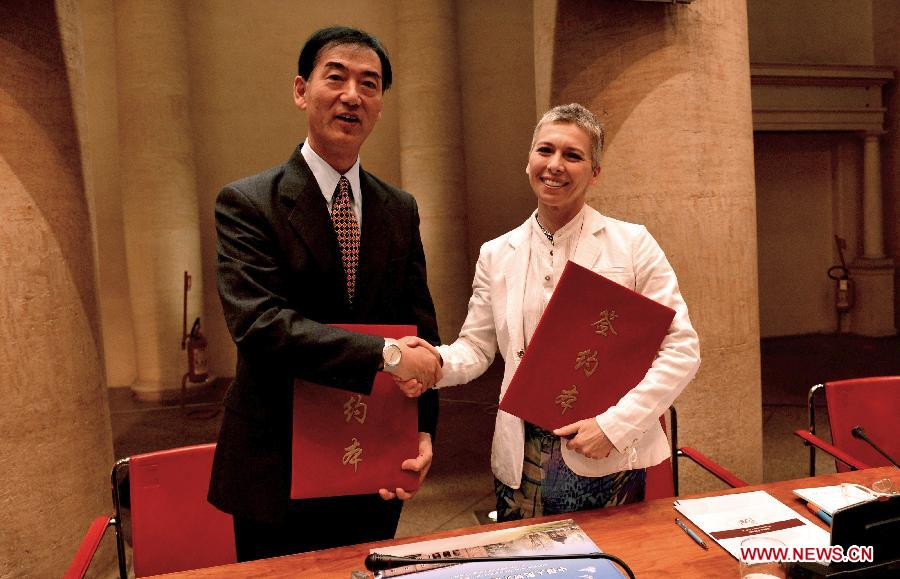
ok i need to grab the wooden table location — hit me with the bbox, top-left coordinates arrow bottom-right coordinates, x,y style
155,467 -> 895,578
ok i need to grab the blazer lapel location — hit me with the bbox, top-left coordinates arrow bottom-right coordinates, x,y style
281,148 -> 340,277
503,221 -> 531,355
354,169 -> 390,315
572,207 -> 607,270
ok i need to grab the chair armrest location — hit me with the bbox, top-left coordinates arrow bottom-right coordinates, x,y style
792,429 -> 871,471
63,515 -> 114,579
677,447 -> 749,488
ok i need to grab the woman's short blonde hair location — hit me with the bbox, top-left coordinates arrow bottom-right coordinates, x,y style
532,103 -> 605,169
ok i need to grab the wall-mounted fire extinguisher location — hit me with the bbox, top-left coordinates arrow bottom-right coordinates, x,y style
186,317 -> 209,383
181,270 -> 210,384
827,235 -> 854,332
180,271 -> 218,419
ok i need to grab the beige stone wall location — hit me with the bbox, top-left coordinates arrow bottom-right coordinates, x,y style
748,0 -> 874,65
548,0 -> 763,489
0,1 -> 114,575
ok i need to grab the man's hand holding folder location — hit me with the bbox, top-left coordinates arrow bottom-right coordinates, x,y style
379,432 -> 434,501
291,324 -> 440,501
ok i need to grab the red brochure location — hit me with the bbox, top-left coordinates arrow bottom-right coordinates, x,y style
291,324 -> 419,499
499,261 -> 675,431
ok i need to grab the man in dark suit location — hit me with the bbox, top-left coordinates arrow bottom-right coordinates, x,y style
208,26 -> 443,562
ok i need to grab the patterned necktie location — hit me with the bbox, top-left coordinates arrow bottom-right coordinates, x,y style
331,176 -> 360,303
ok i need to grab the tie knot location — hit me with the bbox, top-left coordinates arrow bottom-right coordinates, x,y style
337,175 -> 351,199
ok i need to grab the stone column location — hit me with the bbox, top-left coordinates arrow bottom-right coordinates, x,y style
0,1 -> 114,575
533,0 -> 559,114
862,134 -> 885,259
115,0 -> 205,399
396,0 -> 470,340
849,132 -> 895,336
543,0 -> 763,490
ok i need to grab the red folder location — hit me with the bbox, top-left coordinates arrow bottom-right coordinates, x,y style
291,324 -> 420,499
499,261 -> 675,431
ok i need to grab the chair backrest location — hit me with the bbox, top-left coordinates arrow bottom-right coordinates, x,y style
825,376 -> 900,473
128,443 -> 236,577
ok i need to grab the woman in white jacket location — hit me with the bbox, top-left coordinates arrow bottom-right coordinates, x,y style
405,103 -> 700,521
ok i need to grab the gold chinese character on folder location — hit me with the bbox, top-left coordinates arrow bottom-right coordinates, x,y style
555,385 -> 578,414
574,350 -> 599,378
342,437 -> 363,472
591,309 -> 619,336
343,394 -> 368,424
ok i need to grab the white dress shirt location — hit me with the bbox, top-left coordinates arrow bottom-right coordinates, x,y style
523,207 -> 586,349
301,140 -> 363,224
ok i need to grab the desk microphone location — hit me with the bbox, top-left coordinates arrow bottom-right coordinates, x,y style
364,552 -> 635,579
851,426 -> 900,468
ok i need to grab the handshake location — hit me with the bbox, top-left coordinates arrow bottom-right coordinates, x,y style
384,336 -> 443,397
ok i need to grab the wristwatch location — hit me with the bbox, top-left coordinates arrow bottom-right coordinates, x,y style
382,339 -> 402,370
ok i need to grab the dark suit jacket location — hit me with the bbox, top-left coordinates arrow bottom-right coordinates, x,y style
208,146 -> 440,523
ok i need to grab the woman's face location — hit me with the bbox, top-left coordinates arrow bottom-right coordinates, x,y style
526,121 -> 600,216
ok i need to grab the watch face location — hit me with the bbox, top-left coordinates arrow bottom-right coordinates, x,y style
385,344 -> 401,366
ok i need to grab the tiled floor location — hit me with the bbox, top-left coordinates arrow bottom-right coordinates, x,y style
108,334 -> 899,539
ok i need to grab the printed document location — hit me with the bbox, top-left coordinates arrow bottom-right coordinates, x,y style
674,490 -> 830,560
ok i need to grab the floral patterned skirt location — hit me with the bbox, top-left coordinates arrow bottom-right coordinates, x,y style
495,422 -> 646,522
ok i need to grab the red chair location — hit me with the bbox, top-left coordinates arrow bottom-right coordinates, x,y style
793,376 -> 900,476
644,406 -> 749,500
64,443 -> 236,578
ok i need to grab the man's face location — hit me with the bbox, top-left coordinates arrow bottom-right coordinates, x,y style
293,43 -> 384,166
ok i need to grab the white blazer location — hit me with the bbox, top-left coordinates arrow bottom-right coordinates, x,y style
436,206 -> 701,488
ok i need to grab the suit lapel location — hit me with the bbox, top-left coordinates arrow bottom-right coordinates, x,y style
503,221 -> 531,354
281,148 -> 340,278
572,207 -> 606,270
354,169 -> 390,315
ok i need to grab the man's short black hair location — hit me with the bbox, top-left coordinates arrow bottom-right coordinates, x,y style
297,26 -> 393,91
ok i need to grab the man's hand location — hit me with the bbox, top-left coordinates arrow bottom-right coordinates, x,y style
379,432 -> 433,501
553,418 -> 614,460
386,336 -> 442,395
400,336 -> 443,364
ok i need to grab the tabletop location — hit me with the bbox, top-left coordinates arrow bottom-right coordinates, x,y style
153,466 -> 897,578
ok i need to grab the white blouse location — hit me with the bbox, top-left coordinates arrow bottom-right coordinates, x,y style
523,206 -> 587,349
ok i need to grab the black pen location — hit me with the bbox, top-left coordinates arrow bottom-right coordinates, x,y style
675,517 -> 708,550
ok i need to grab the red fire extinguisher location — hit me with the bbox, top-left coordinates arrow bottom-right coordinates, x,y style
186,317 -> 209,383
827,235 -> 855,333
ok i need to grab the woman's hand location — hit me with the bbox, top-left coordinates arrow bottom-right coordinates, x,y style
553,418 -> 614,459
